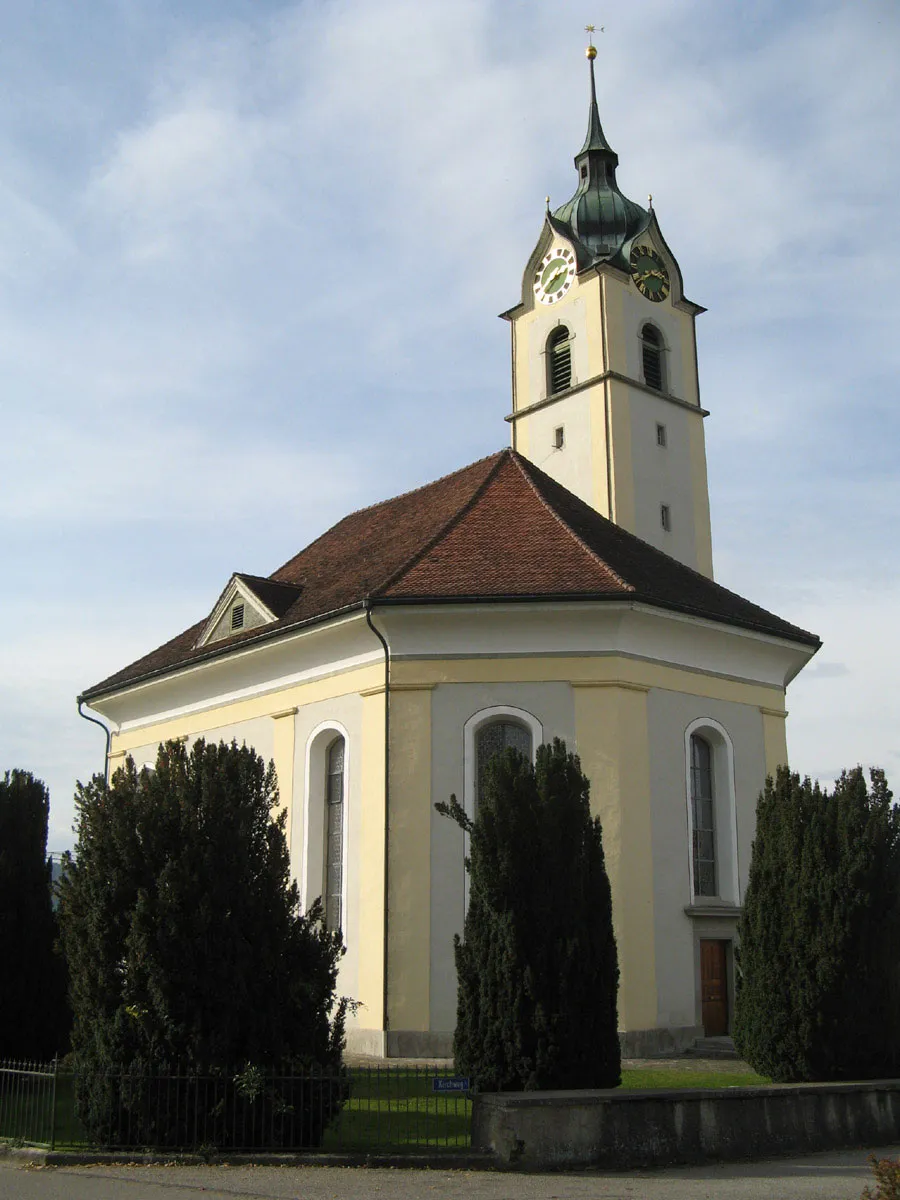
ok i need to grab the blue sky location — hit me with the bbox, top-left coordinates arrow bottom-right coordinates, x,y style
1,0 -> 897,849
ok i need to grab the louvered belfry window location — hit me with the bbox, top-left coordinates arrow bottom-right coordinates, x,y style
690,735 -> 716,896
547,326 -> 572,395
476,720 -> 533,814
641,325 -> 664,391
325,737 -> 345,934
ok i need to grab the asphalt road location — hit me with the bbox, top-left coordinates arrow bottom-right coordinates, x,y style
2,1148 -> 899,1200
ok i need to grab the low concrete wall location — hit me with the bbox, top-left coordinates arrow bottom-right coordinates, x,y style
472,1080 -> 900,1169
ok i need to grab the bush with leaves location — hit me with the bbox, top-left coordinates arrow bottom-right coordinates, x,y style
58,739 -> 347,1147
437,737 -> 620,1091
734,765 -> 900,1082
0,770 -> 69,1060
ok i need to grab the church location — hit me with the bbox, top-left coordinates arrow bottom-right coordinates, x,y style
80,44 -> 820,1059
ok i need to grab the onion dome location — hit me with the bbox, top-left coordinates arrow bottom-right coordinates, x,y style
552,49 -> 649,268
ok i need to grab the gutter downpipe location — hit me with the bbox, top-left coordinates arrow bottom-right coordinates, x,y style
365,603 -> 391,1051
77,698 -> 112,783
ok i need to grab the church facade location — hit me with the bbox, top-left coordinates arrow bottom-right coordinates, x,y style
81,50 -> 820,1058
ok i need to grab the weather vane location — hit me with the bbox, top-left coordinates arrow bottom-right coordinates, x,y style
585,23 -> 604,60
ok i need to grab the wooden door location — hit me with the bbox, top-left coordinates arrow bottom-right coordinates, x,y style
700,940 -> 729,1036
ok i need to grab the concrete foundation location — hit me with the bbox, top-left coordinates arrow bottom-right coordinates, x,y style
472,1080 -> 900,1169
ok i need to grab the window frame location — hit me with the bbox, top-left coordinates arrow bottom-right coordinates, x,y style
640,322 -> 666,392
301,720 -> 351,934
683,718 -> 740,904
546,325 -> 573,396
462,706 -> 543,912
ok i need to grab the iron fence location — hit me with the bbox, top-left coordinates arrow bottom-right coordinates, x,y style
0,1059 -> 472,1153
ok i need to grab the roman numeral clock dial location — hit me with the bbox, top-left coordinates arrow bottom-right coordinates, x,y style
630,243 -> 670,302
534,247 -> 577,304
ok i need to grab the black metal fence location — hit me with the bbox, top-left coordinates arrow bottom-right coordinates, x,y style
0,1059 -> 472,1153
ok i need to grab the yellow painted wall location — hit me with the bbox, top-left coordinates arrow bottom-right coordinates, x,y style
760,706 -> 789,777
574,682 -> 657,1029
357,687 -> 387,1030
271,708 -> 297,842
386,687 -> 433,1032
687,413 -> 714,578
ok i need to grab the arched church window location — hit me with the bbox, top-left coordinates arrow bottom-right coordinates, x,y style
476,720 -> 532,812
324,736 -> 345,933
641,324 -> 665,392
690,734 -> 716,897
547,326 -> 572,395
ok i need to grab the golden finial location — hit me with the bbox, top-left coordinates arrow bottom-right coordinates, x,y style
585,23 -> 603,59
545,195 -> 551,212
648,193 -> 653,210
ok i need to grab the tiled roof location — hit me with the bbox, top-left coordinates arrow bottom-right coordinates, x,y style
81,449 -> 819,700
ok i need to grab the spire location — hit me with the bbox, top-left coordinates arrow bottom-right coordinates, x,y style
579,30 -> 615,159
550,28 -> 649,268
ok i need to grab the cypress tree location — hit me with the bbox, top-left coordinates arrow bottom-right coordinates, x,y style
0,770 -> 69,1060
58,739 -> 346,1145
734,765 -> 900,1082
438,738 -> 620,1091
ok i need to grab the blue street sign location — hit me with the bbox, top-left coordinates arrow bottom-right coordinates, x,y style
432,1076 -> 470,1092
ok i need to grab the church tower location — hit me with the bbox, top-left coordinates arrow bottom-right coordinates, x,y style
502,39 -> 714,578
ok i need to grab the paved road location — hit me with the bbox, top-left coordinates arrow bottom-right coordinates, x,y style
2,1148 -> 898,1200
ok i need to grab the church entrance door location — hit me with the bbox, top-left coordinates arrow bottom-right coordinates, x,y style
700,939 -> 729,1036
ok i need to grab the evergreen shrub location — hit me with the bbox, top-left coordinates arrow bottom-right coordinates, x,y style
0,769 -> 69,1060
437,737 -> 620,1091
734,765 -> 900,1082
58,739 -> 347,1147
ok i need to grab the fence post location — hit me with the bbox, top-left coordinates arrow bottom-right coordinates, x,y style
49,1057 -> 59,1151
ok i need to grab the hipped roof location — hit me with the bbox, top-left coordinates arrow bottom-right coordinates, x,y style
82,449 -> 819,701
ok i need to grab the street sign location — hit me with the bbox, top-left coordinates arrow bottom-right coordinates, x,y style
432,1076 -> 470,1092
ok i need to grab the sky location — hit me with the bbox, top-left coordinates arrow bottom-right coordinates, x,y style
1,0 -> 897,851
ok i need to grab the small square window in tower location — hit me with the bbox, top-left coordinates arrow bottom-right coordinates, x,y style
656,423 -> 667,447
547,326 -> 572,395
554,426 -> 565,450
660,504 -> 671,532
641,325 -> 664,391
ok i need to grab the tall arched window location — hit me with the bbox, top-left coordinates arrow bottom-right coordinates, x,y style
690,734 -> 716,897
547,326 -> 572,395
476,719 -> 533,812
324,736 -> 345,933
641,324 -> 664,391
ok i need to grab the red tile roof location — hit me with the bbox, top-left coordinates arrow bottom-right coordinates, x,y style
81,449 -> 819,700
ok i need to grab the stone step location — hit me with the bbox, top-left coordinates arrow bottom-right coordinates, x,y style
688,1035 -> 739,1059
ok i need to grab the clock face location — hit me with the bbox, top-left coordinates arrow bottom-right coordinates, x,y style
533,247 -> 576,305
630,244 -> 670,303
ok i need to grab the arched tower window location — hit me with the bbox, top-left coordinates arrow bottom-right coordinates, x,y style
690,734 -> 716,897
547,326 -> 572,395
641,324 -> 665,392
475,719 -> 533,812
324,736 -> 345,933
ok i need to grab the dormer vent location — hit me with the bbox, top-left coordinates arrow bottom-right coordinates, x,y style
231,603 -> 245,631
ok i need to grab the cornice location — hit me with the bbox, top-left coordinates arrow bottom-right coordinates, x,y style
505,370 -> 709,423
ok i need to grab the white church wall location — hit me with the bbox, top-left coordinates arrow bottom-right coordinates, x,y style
646,688 -> 767,1031
290,692 -> 366,1024
427,679 -> 575,1033
629,393 -> 701,567
517,384 -> 597,511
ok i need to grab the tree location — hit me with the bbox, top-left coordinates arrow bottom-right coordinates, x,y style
58,739 -> 347,1146
734,765 -> 900,1082
0,770 -> 69,1061
437,738 -> 620,1091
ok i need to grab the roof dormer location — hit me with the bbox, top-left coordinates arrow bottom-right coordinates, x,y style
197,573 -> 303,648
